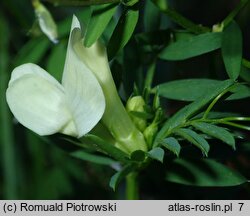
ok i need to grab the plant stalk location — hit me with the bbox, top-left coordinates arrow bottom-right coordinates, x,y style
152,0 -> 210,34
202,84 -> 237,119
222,0 -> 249,27
126,172 -> 139,200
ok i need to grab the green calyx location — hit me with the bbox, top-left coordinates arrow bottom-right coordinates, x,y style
73,32 -> 148,155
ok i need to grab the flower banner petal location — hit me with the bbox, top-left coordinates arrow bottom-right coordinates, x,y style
62,15 -> 105,137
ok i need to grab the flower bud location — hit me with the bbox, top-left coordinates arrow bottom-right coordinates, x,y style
212,23 -> 224,32
32,0 -> 58,43
143,108 -> 163,149
143,123 -> 158,149
126,96 -> 147,132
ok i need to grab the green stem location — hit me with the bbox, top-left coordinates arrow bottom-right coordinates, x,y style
202,95 -> 224,119
144,61 -> 156,91
187,117 -> 250,131
222,0 -> 249,27
202,84 -> 237,119
144,61 -> 156,103
42,0 -> 121,6
196,117 -> 250,123
218,121 -> 250,130
152,0 -> 210,34
126,172 -> 139,200
218,116 -> 250,122
165,7 -> 210,34
0,16 -> 18,199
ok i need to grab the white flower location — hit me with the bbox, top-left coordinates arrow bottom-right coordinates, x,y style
6,16 -> 105,138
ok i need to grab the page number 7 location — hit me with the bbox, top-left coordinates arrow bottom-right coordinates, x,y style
238,203 -> 244,211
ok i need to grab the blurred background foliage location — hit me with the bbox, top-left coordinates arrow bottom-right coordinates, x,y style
0,0 -> 250,199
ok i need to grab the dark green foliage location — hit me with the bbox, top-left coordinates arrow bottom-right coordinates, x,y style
159,32 -> 222,60
147,147 -> 165,163
155,80 -> 234,142
174,128 -> 210,156
160,137 -> 181,157
158,79 -> 221,101
144,0 -> 161,32
192,122 -> 235,149
107,8 -> 139,58
84,3 -> 118,47
222,21 -> 242,80
158,79 -> 250,101
166,158 -> 247,187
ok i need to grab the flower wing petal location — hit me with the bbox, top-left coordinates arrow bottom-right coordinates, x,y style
62,15 -> 105,137
6,64 -> 75,136
9,63 -> 63,90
